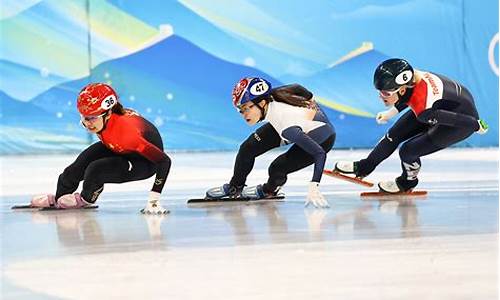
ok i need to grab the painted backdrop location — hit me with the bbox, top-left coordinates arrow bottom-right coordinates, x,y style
1,0 -> 498,154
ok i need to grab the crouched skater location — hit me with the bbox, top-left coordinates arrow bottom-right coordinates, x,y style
206,77 -> 336,208
335,58 -> 488,193
31,83 -> 171,214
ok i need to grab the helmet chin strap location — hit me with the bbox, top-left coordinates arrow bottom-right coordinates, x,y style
396,85 -> 415,104
258,105 -> 266,122
97,111 -> 112,133
254,98 -> 270,122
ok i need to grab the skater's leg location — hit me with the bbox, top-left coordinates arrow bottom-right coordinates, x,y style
395,133 -> 437,191
264,135 -> 335,193
229,123 -> 282,187
79,155 -> 156,203
207,124 -> 282,199
382,125 -> 476,192
356,110 -> 427,177
55,142 -> 115,199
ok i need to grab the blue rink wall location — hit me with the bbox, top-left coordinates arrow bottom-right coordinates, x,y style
0,0 -> 498,154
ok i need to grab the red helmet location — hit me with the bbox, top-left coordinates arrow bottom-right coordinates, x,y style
77,83 -> 118,117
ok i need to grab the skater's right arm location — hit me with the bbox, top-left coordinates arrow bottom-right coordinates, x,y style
281,127 -> 330,209
376,106 -> 399,124
134,136 -> 172,194
133,137 -> 171,214
394,101 -> 408,112
376,102 -> 407,124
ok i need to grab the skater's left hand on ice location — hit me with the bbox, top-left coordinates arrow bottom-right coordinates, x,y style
141,192 -> 169,214
305,182 -> 330,208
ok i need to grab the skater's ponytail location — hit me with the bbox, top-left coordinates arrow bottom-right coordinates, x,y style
111,102 -> 137,116
269,84 -> 316,109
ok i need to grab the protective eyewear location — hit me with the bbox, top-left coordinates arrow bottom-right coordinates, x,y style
378,87 -> 402,98
81,112 -> 107,123
238,104 -> 255,114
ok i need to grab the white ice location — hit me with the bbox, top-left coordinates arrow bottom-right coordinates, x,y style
1,148 -> 498,300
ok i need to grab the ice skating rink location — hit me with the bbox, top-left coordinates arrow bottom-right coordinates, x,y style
1,148 -> 498,300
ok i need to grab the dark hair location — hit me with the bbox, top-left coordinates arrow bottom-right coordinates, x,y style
268,84 -> 316,109
110,102 -> 131,115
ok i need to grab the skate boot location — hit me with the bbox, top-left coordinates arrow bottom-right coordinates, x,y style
335,160 -> 368,177
240,184 -> 279,200
334,161 -> 355,174
335,160 -> 373,178
378,181 -> 401,194
378,176 -> 418,194
31,194 -> 56,207
206,183 -> 243,199
56,193 -> 92,209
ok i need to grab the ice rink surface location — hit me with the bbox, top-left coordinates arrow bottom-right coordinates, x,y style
1,148 -> 498,300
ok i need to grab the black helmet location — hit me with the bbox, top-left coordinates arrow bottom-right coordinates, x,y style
373,58 -> 414,91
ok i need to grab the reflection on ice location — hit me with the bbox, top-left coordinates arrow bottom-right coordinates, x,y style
1,149 -> 498,299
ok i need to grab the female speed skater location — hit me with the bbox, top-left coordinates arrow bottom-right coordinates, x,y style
206,77 -> 336,208
30,83 -> 172,214
335,58 -> 488,193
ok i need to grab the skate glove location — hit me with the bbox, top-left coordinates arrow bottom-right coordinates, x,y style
477,119 -> 488,135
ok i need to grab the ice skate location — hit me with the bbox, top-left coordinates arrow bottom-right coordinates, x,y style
361,179 -> 427,198
30,194 -> 56,208
240,184 -> 280,200
334,161 -> 356,174
323,169 -> 374,187
205,183 -> 243,199
378,180 -> 402,193
57,193 -> 92,209
189,184 -> 284,203
12,193 -> 98,211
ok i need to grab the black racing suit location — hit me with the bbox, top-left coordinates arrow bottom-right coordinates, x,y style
356,71 -> 480,190
56,112 -> 171,202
